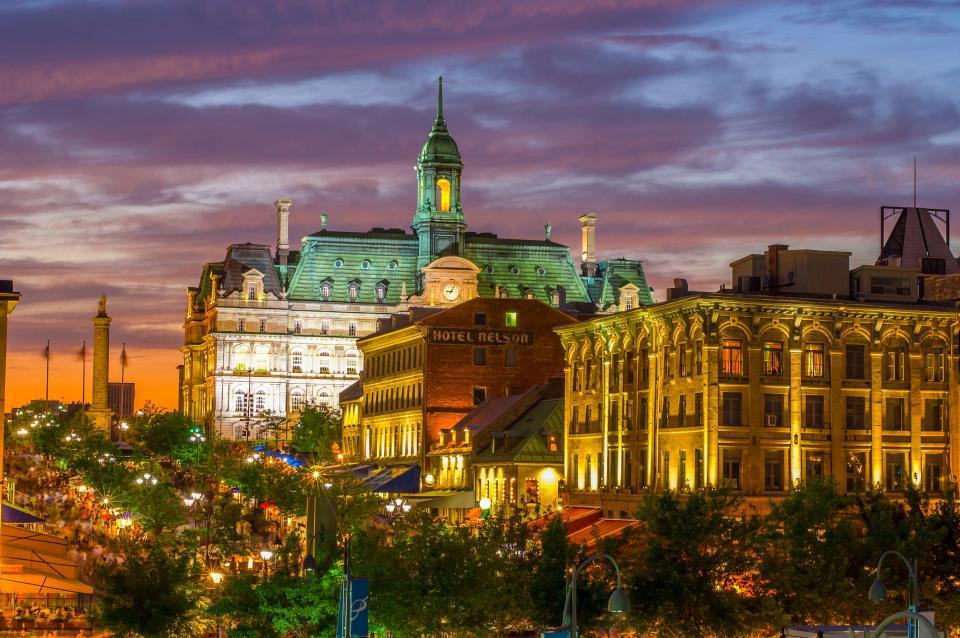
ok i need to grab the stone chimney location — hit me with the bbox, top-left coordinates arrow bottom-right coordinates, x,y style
578,212 -> 598,276
275,197 -> 293,266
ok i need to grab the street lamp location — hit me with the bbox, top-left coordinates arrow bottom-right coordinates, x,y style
560,553 -> 630,638
869,550 -> 921,638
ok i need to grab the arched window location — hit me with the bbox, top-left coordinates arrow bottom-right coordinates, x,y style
317,351 -> 330,374
255,390 -> 266,413
254,345 -> 270,371
291,391 -> 304,412
291,351 -> 303,374
436,178 -> 451,211
234,389 -> 248,414
319,391 -> 331,406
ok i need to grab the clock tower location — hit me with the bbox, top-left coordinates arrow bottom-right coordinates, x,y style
413,77 -> 465,271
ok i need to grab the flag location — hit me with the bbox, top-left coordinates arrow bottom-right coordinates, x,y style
78,341 -> 86,361
42,341 -> 49,360
336,577 -> 369,638
120,343 -> 128,369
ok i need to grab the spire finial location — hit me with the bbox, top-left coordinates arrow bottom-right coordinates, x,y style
436,76 -> 444,125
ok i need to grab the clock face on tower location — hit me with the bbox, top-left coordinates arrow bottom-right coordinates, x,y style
442,283 -> 460,301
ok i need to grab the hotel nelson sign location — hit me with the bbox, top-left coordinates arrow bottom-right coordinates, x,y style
427,327 -> 535,346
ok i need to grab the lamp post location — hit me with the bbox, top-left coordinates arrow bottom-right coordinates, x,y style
869,550 -> 920,638
560,553 -> 630,638
209,571 -> 224,638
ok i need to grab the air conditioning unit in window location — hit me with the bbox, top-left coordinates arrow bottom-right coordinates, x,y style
765,415 -> 778,427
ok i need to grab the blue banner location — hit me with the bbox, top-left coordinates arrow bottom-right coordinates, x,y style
336,578 -> 369,638
350,578 -> 369,637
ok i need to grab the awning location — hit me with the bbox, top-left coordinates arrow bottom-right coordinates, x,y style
406,490 -> 475,509
2,504 -> 44,524
0,569 -> 93,595
362,465 -> 420,493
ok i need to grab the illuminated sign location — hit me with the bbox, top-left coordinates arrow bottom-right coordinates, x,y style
427,327 -> 534,346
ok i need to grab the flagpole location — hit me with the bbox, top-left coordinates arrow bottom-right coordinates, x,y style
81,340 -> 87,407
44,340 -> 50,408
120,342 -> 126,420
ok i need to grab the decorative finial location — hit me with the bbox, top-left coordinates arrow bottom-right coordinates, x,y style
321,210 -> 328,231
545,221 -> 552,240
437,76 -> 444,123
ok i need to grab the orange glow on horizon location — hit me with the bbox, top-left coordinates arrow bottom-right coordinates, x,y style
5,347 -> 180,412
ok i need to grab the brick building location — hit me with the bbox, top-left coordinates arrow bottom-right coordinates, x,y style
340,297 -> 576,497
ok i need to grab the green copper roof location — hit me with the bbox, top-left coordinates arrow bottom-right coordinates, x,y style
462,234 -> 592,304
475,397 -> 564,464
419,77 -> 462,166
596,258 -> 653,309
286,229 -> 420,304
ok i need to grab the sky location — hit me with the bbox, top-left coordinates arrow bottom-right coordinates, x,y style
2,0 -> 960,411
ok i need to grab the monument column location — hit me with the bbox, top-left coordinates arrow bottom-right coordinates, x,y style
88,295 -> 113,432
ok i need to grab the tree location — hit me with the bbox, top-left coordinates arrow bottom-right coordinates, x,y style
128,480 -> 186,533
530,514 -> 576,627
623,488 -> 768,638
134,411 -> 197,458
208,569 -> 341,638
94,539 -> 201,637
290,405 -> 341,463
758,480 -> 869,627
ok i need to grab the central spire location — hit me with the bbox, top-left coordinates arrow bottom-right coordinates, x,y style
433,76 -> 446,131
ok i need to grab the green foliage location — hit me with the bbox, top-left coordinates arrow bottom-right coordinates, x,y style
352,508 -> 539,637
625,488 -> 766,638
94,539 -> 201,638
134,411 -> 198,458
529,514 -> 575,627
758,479 -> 869,627
128,480 -> 186,533
291,405 -> 341,462
33,411 -> 115,473
209,569 -> 341,638
233,459 -> 307,516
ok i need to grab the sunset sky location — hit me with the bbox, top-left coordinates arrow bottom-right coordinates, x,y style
2,0 -> 959,410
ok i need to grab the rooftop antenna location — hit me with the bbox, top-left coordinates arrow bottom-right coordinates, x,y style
913,155 -> 917,208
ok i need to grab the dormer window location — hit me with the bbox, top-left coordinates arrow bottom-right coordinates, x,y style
348,283 -> 359,302
375,283 -> 387,303
242,269 -> 265,302
550,290 -> 560,307
320,282 -> 331,301
361,260 -> 371,270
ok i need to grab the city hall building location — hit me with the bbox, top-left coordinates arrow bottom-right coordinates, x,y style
558,207 -> 960,516
180,79 -> 651,438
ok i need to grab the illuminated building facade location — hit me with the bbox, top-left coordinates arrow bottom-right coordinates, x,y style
557,246 -> 960,517
340,298 -> 574,505
182,79 -> 650,438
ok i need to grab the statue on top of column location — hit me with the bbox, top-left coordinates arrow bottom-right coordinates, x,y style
97,294 -> 107,318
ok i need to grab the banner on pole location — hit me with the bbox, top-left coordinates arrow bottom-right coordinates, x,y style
336,577 -> 369,638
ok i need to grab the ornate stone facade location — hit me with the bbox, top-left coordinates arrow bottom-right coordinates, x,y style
556,292 -> 960,516
182,80 -> 650,438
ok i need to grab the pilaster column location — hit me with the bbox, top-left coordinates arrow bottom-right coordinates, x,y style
829,349 -> 845,488
704,344 -> 720,486
870,350 -> 884,487
601,355 -> 610,488
787,347 -> 803,485
910,352 -> 923,486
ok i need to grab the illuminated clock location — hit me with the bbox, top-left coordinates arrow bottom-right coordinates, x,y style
442,283 -> 460,301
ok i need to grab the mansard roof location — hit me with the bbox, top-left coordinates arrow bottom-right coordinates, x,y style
286,228 -> 419,304
462,233 -> 591,304
220,244 -> 284,297
596,258 -> 654,310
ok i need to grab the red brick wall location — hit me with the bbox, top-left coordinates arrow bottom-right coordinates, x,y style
422,298 -> 575,446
